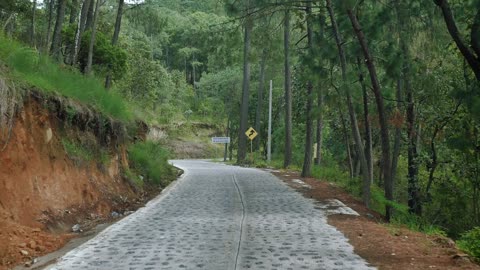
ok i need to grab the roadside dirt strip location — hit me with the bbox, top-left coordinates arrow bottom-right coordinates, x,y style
273,170 -> 480,270
45,160 -> 374,270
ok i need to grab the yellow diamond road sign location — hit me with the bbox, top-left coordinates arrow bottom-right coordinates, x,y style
245,127 -> 258,141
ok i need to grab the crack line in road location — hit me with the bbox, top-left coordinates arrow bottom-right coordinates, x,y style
232,174 -> 245,270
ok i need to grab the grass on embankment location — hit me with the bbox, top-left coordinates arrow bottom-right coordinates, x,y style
0,35 -> 131,121
128,141 -> 176,188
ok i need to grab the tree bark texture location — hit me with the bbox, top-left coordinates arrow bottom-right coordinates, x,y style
50,0 -> 67,61
105,0 -> 125,89
302,0 -> 314,178
284,9 -> 293,168
85,0 -> 100,74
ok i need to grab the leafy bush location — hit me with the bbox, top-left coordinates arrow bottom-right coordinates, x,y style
457,227 -> 480,259
128,141 -> 175,187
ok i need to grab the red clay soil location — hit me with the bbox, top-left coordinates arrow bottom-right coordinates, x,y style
0,97 -> 152,269
270,169 -> 480,270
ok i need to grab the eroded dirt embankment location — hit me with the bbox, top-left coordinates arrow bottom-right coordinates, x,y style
0,90 -> 147,269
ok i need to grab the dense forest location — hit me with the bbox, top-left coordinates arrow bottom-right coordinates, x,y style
1,0 -> 480,258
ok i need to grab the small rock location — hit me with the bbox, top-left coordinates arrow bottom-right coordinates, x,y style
72,224 -> 81,233
20,250 -> 29,256
366,213 -> 374,219
124,211 -> 134,215
19,243 -> 27,248
391,253 -> 396,256
28,240 -> 36,249
111,211 -> 120,218
35,245 -> 45,252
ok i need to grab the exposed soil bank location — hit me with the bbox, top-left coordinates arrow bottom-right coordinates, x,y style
0,91 -> 152,269
271,169 -> 480,270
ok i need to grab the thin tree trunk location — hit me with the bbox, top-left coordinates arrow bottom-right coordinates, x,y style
85,0 -> 94,30
65,0 -> 80,65
84,0 -> 100,74
316,90 -> 324,166
315,9 -> 327,167
50,0 -> 67,61
30,0 -> 37,47
254,48 -> 267,151
105,0 -> 125,89
358,57 -> 373,183
69,0 -> 79,24
339,106 -> 354,178
328,0 -> 370,206
302,0 -> 315,177
45,0 -> 55,51
391,78 -> 403,182
284,9 -> 293,168
348,9 -> 392,219
71,0 -> 91,65
395,0 -> 421,215
237,4 -> 252,163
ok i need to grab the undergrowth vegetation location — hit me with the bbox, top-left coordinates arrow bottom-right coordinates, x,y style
61,138 -> 110,165
128,141 -> 175,187
0,36 -> 132,121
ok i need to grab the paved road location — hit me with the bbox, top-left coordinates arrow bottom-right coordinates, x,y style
48,160 -> 375,270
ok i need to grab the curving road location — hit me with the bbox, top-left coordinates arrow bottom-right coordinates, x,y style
47,160 -> 375,270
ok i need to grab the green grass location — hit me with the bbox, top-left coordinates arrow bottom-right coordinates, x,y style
0,35 -> 132,121
62,137 -> 111,165
128,141 -> 175,187
62,138 -> 95,161
457,227 -> 480,259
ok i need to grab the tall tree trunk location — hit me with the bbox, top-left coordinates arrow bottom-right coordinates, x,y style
69,0 -> 79,24
50,0 -> 67,61
339,106 -> 354,178
316,90 -> 324,166
30,0 -> 37,47
237,5 -> 253,163
391,78 -> 403,182
45,0 -> 55,52
85,0 -> 95,31
302,0 -> 314,177
284,9 -> 293,168
65,0 -> 80,65
254,48 -> 267,151
395,0 -> 421,215
315,10 -> 327,167
71,0 -> 91,65
105,0 -> 125,89
328,0 -> 370,206
347,9 -> 392,219
84,0 -> 100,75
358,57 -> 373,183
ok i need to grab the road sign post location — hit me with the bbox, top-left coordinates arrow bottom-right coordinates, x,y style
245,127 -> 258,163
211,137 -> 231,161
268,80 -> 272,163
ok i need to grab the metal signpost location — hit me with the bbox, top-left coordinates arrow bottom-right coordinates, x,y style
245,127 -> 258,163
211,137 -> 231,161
268,80 -> 272,163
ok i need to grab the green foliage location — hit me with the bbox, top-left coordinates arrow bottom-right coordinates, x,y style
0,36 -> 132,121
62,138 -> 94,161
75,31 -> 128,79
457,227 -> 480,259
128,141 -> 175,187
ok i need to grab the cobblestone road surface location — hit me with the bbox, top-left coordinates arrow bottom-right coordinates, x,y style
47,160 -> 375,270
